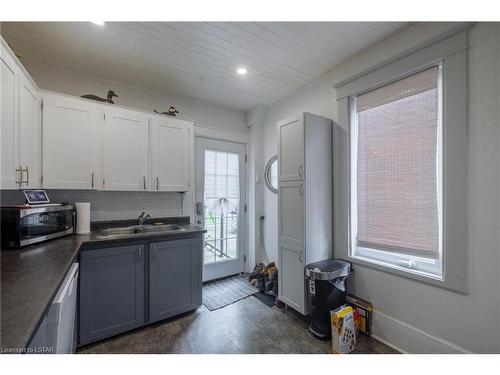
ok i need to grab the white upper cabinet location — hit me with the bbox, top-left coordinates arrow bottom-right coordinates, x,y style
40,92 -> 193,192
19,74 -> 41,189
42,93 -> 99,189
1,38 -> 42,190
1,36 -> 193,192
278,116 -> 304,181
150,116 -> 192,192
101,107 -> 149,191
1,42 -> 20,189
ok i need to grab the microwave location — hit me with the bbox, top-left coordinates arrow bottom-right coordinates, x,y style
1,204 -> 75,249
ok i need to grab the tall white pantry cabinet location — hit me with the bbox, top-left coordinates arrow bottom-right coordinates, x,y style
277,113 -> 333,315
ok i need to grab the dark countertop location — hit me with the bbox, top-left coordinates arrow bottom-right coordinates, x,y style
0,217 -> 205,352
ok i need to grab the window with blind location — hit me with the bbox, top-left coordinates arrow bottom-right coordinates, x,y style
350,65 -> 443,279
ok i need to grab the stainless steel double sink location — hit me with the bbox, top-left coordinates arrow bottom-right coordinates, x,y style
97,223 -> 186,238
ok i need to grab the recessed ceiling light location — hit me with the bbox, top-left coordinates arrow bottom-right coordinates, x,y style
91,21 -> 105,26
236,67 -> 247,75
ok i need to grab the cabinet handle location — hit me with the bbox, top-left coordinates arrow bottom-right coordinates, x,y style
102,178 -> 106,188
15,166 -> 22,187
21,166 -> 29,186
138,248 -> 143,261
299,184 -> 303,197
298,165 -> 303,178
152,247 -> 157,260
143,176 -> 146,190
298,250 -> 304,264
156,177 -> 159,190
91,173 -> 94,189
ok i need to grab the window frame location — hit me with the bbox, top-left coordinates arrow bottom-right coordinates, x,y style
333,30 -> 468,293
349,63 -> 444,281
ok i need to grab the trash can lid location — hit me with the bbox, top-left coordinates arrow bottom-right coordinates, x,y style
305,259 -> 351,281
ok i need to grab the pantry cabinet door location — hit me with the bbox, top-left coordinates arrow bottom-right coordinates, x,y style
278,116 -> 304,182
19,74 -> 41,189
102,107 -> 149,191
278,180 -> 305,248
278,243 -> 307,315
150,116 -> 192,192
42,94 -> 97,189
1,43 -> 20,189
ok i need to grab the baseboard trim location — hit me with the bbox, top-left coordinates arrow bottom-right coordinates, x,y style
371,333 -> 407,354
372,309 -> 471,354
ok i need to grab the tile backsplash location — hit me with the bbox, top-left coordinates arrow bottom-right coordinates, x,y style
0,190 -> 185,222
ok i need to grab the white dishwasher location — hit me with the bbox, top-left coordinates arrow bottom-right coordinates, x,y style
47,262 -> 79,353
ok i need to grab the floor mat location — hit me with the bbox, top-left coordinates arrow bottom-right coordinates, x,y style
253,291 -> 276,307
203,274 -> 258,311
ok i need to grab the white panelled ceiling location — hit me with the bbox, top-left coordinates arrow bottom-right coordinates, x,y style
1,22 -> 409,110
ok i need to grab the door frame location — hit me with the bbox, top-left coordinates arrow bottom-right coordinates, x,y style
195,136 -> 247,282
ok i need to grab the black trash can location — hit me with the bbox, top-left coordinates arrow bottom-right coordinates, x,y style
306,259 -> 351,340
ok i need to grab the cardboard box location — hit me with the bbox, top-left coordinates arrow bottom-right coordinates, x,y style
346,294 -> 373,336
331,305 -> 356,354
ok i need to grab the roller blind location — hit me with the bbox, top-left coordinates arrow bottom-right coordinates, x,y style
354,66 -> 440,258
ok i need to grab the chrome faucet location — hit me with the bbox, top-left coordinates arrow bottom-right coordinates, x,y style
137,211 -> 151,225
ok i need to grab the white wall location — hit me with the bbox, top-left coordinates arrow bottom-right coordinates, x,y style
258,76 -> 336,263
22,60 -> 247,132
0,189 -> 184,222
7,59 -> 248,223
257,22 -> 500,353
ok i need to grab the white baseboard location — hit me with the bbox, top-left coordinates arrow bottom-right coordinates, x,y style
372,310 -> 471,354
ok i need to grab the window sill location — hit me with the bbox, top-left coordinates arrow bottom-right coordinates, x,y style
344,254 -> 468,294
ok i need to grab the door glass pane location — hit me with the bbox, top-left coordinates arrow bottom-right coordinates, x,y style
203,150 -> 240,264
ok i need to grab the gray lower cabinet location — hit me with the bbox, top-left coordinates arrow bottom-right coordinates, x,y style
149,237 -> 202,323
78,236 -> 203,345
79,244 -> 145,345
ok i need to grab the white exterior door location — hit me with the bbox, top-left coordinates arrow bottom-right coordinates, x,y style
150,116 -> 192,192
278,116 -> 304,182
195,138 -> 246,282
1,43 -> 20,189
19,74 -> 41,189
42,94 -> 98,189
102,107 -> 149,191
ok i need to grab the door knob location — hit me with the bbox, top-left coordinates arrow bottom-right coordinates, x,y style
196,202 -> 204,216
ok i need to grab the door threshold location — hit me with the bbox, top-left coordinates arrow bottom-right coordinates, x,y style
202,273 -> 243,285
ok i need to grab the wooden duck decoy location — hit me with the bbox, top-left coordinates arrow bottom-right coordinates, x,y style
153,106 -> 179,117
81,90 -> 118,104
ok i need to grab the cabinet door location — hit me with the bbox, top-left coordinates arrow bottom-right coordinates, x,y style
278,180 -> 305,248
79,245 -> 145,345
278,116 -> 304,182
149,237 -> 202,323
102,107 -> 149,191
278,243 -> 306,315
42,94 -> 98,189
19,74 -> 41,189
1,44 -> 20,189
150,117 -> 192,191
